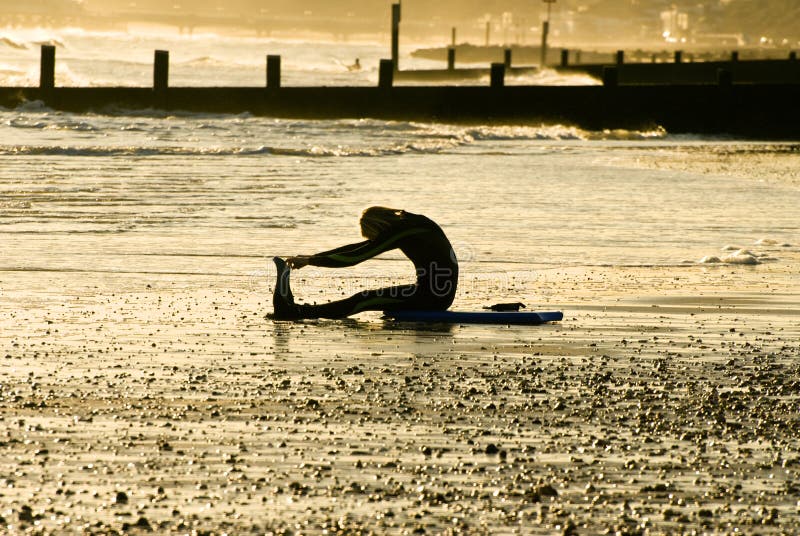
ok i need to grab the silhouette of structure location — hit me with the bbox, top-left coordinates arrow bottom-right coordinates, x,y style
0,45 -> 798,138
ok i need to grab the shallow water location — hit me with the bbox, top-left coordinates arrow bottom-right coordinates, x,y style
2,107 -> 798,305
2,32 -> 796,297
0,27 -> 600,87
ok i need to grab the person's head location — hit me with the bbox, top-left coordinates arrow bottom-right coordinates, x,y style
360,206 -> 405,240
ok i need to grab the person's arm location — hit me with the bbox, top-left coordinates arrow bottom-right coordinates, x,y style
298,227 -> 430,268
307,240 -> 380,268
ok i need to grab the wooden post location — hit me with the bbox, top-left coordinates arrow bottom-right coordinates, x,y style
616,50 -> 624,65
451,27 -> 456,47
40,44 -> 55,92
602,66 -> 618,87
560,49 -> 569,67
731,51 -> 739,62
267,55 -> 281,89
154,50 -> 169,92
717,68 -> 732,87
379,59 -> 394,88
575,50 -> 582,64
504,48 -> 512,68
790,51 -> 797,61
447,47 -> 455,70
540,20 -> 549,67
674,50 -> 683,63
490,62 -> 505,88
391,3 -> 401,71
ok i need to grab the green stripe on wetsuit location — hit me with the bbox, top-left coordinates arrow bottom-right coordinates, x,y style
324,227 -> 428,265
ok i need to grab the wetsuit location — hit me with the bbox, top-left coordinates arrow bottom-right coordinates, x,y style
294,212 -> 458,319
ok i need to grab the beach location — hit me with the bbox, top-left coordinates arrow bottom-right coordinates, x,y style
2,29 -> 800,534
3,257 -> 800,533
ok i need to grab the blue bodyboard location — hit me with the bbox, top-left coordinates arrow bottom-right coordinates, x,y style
384,310 -> 563,325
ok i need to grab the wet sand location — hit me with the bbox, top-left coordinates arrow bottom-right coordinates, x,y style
2,259 -> 799,534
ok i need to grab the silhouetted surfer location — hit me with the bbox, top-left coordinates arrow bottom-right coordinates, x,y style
348,58 -> 361,71
272,207 -> 457,319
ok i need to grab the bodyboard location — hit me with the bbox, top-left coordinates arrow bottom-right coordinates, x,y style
384,310 -> 563,325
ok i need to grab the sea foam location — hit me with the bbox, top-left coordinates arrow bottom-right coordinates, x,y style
699,249 -> 761,265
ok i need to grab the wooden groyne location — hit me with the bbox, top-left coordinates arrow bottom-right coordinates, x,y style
395,48 -> 539,82
411,44 -> 800,85
394,67 -> 537,83
557,50 -> 800,85
389,6 -> 539,83
2,45 -> 799,138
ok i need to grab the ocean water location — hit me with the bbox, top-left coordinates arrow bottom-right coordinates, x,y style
1,29 -> 799,311
0,27 -> 600,87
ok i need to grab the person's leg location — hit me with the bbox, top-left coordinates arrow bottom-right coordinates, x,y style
272,257 -> 418,319
297,284 -> 418,319
271,257 -> 454,320
273,257 -> 418,319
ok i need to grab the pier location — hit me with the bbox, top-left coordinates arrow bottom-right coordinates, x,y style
557,50 -> 800,85
1,45 -> 799,138
410,44 -> 800,84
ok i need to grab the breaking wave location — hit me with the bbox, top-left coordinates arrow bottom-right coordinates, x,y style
0,36 -> 28,50
0,143 -> 458,158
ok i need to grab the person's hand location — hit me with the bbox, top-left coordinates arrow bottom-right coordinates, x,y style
287,256 -> 311,269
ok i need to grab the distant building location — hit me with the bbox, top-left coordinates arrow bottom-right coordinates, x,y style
660,6 -> 689,42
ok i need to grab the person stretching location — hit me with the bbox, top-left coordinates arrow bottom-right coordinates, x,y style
272,206 -> 457,319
